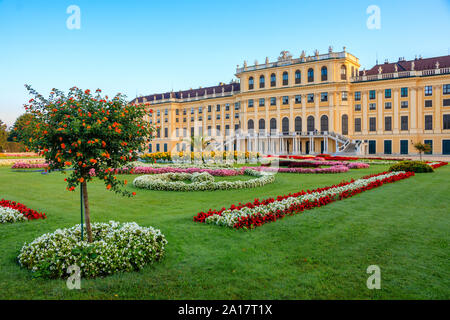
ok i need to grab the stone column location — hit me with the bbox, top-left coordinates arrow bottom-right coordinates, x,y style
362,91 -> 368,134
329,93 -> 334,132
377,90 -> 383,134
393,89 -> 399,134
315,93 -> 320,131
410,87 -> 417,133
434,85 -> 441,132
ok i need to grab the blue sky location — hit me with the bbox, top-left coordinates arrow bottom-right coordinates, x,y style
1,0 -> 449,126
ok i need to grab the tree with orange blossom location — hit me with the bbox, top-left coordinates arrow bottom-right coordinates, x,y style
22,85 -> 154,242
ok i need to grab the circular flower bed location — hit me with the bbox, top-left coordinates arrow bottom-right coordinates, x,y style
133,169 -> 275,191
18,221 -> 167,278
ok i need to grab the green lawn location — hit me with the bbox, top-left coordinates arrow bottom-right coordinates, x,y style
0,165 -> 449,300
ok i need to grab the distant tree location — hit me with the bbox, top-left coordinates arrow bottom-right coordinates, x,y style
0,119 -> 8,152
22,85 -> 154,242
413,142 -> 432,161
8,113 -> 37,143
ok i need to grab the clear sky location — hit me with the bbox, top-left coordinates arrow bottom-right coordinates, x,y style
1,0 -> 449,126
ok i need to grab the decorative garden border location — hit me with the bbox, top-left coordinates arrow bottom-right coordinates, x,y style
193,171 -> 415,230
133,169 -> 275,191
0,199 -> 46,223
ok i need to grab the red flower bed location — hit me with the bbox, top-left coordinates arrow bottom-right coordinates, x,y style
0,199 -> 46,220
194,171 -> 415,229
428,161 -> 448,169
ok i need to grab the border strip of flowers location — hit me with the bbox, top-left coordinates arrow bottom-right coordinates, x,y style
0,199 -> 47,223
193,171 -> 415,229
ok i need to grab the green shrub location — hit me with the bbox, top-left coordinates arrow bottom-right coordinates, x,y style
389,161 -> 433,173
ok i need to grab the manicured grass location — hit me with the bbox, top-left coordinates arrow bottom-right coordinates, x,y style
0,165 -> 449,299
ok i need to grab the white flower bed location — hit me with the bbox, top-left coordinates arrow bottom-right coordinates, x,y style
18,221 -> 167,279
130,161 -> 234,169
0,207 -> 28,224
205,171 -> 405,227
133,169 -> 275,191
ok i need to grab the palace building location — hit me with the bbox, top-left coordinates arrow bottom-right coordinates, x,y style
132,47 -> 450,156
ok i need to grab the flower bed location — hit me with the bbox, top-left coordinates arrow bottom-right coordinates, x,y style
141,151 -> 260,162
248,165 -> 350,174
133,169 -> 275,191
11,162 -> 48,169
0,158 -> 45,167
118,166 -> 243,176
18,221 -> 167,279
428,161 -> 448,169
0,199 -> 46,223
194,171 -> 415,229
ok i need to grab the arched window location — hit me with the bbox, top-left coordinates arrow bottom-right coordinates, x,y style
321,66 -> 328,81
307,116 -> 315,132
342,115 -> 348,135
259,75 -> 265,88
295,70 -> 301,84
282,71 -> 289,85
340,65 -> 347,80
295,116 -> 302,132
248,119 -> 254,130
270,73 -> 276,87
270,118 -> 277,133
259,119 -> 265,132
307,68 -> 314,82
282,117 -> 289,133
248,77 -> 254,90
320,115 -> 329,132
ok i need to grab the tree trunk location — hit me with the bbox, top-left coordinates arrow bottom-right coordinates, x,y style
82,181 -> 93,243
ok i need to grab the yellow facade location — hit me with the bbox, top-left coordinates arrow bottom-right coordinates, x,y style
134,48 -> 450,156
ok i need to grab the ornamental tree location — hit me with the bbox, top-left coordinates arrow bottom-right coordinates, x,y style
413,142 -> 431,161
22,85 -> 154,242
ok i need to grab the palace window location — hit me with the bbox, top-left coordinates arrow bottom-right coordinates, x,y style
207,115 -> 211,120
282,72 -> 289,86
259,119 -> 265,132
176,109 -> 179,115
235,113 -> 239,119
270,73 -> 276,87
401,116 -> 409,130
165,118 -> 168,123
443,84 -> 450,94
259,75 -> 265,88
401,101 -> 408,108
425,115 -> 433,130
248,119 -> 254,130
295,116 -> 302,132
425,86 -> 432,96
295,70 -> 301,84
425,100 -> 432,107
248,99 -> 254,107
354,91 -> 361,101
225,114 -> 230,119
270,97 -> 276,106
216,104 -> 220,112
342,115 -> 348,135
444,99 -> 450,106
369,103 -> 376,110
157,110 -> 160,116
385,89 -> 392,99
369,90 -> 376,100
340,65 -> 347,80
321,92 -> 328,102
385,116 -> 392,131
208,105 -> 212,112
165,109 -> 168,115
248,77 -> 254,90
190,117 -> 194,122
321,66 -> 328,81
216,114 -> 220,120
307,68 -> 314,82
307,116 -> 315,132
282,117 -> 289,133
164,128 -> 168,138
320,115 -> 329,132
282,96 -> 289,105
270,118 -> 277,132
234,102 -> 240,110
385,102 -> 392,109
190,107 -> 194,114
443,114 -> 450,129
183,118 -> 186,123
199,106 -> 203,113
295,95 -> 301,104
354,104 -> 361,111
225,104 -> 230,111
401,87 -> 408,97
259,98 -> 265,107
369,117 -> 376,132
354,118 -> 361,132
342,92 -> 348,101
307,94 -> 314,103
183,109 -> 187,115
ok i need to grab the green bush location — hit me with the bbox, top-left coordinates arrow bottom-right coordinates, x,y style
389,161 -> 433,173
